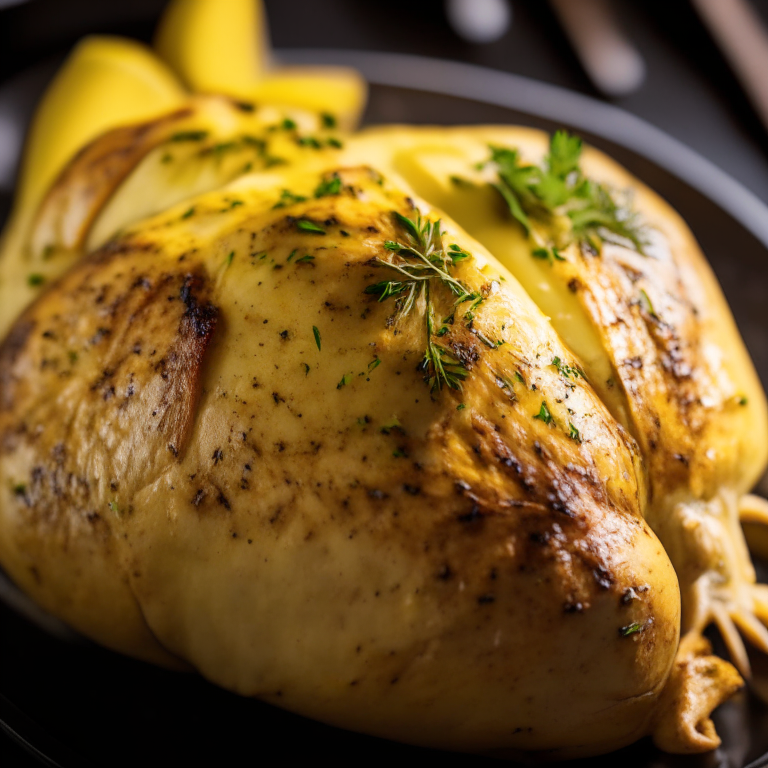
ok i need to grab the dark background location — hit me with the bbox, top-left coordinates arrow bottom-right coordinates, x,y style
1,0 -> 768,204
1,1 -> 768,765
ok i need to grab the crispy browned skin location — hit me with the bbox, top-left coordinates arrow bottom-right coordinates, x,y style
0,167 -> 681,758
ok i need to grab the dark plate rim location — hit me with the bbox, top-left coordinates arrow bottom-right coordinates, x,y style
2,47 -> 768,768
278,48 -> 768,252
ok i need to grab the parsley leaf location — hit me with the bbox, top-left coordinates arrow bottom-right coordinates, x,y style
488,130 -> 648,255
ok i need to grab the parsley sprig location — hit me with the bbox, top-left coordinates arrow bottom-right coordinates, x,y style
487,130 -> 647,254
364,211 -> 481,392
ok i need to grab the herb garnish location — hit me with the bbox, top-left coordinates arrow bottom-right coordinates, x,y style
321,112 -> 337,129
364,211 -> 494,393
337,373 -> 353,389
27,273 -> 45,287
552,356 -> 585,380
534,401 -> 554,425
639,288 -> 658,319
297,219 -> 326,235
619,622 -> 645,637
295,254 -> 315,264
569,423 -> 582,442
486,130 -> 647,254
312,326 -> 322,350
169,130 -> 209,143
314,173 -> 342,198
274,189 -> 308,209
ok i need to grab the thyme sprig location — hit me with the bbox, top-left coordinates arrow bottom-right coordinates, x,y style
364,211 -> 480,392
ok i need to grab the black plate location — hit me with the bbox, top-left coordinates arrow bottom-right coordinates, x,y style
1,47 -> 768,768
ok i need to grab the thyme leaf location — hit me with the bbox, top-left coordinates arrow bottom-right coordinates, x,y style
364,211 -> 487,392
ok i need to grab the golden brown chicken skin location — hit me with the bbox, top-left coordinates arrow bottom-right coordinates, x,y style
0,166 -> 683,759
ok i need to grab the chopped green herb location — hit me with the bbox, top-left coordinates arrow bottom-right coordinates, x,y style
169,130 -> 209,142
281,117 -> 298,130
463,292 -> 484,323
287,249 -> 298,262
161,152 -> 173,164
619,622 -> 645,637
297,135 -> 322,149
514,371 -> 525,384
109,500 -> 120,515
68,351 -> 78,365
639,288 -> 658,319
312,326 -> 322,350
27,273 -> 45,287
449,175 -> 473,187
181,207 -> 195,219
12,483 -> 26,496
321,112 -> 337,129
380,416 -> 404,434
210,141 -> 239,157
456,403 -> 467,411
392,448 -> 407,458
326,137 -> 344,149
532,246 -> 566,263
738,395 -> 749,406
273,189 -> 308,209
225,251 -> 235,267
534,401 -> 554,426
296,219 -> 326,235
295,254 -> 315,263
569,423 -> 582,442
337,373 -> 353,389
368,358 -> 382,372
314,173 -> 342,198
448,243 -> 471,262
552,356 -> 584,380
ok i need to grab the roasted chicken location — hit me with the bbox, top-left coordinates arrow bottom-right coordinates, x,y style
0,0 -> 766,760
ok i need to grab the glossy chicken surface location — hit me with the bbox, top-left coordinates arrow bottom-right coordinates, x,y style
1,0 -> 767,761
1,164 -> 683,758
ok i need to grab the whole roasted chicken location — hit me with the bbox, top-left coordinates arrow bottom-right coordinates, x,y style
0,0 -> 767,760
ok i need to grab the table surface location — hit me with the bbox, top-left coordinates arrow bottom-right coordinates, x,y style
1,1 -> 767,766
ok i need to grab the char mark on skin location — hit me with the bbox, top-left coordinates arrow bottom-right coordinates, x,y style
0,319 -> 35,411
180,274 -> 219,339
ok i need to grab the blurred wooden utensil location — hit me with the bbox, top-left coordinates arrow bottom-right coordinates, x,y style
549,0 -> 646,97
691,0 -> 768,134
